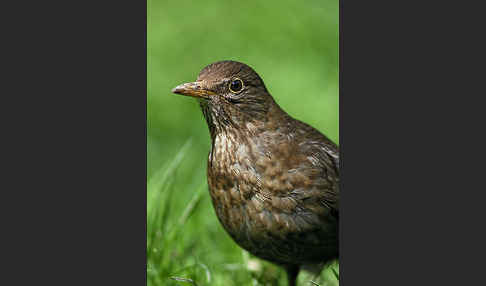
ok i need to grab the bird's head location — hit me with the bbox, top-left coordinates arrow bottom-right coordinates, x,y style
172,61 -> 279,137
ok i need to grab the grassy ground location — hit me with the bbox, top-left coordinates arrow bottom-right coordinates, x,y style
147,0 -> 339,285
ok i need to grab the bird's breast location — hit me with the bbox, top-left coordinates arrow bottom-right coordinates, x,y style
206,131 -> 338,264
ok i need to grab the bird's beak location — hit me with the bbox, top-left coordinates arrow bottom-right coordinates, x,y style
171,82 -> 215,99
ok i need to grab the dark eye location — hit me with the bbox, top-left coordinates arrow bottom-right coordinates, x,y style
229,78 -> 244,93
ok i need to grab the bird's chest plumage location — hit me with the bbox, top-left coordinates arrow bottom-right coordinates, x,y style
206,131 -> 337,265
207,132 -> 263,221
207,133 -> 273,229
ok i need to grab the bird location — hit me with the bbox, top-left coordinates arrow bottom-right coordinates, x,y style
172,60 -> 339,286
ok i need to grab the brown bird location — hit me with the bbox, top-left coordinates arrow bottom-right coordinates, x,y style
172,61 -> 339,286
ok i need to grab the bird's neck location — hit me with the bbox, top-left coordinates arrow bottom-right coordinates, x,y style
212,103 -> 285,138
207,102 -> 290,168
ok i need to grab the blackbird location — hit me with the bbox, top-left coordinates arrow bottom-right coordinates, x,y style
172,61 -> 339,286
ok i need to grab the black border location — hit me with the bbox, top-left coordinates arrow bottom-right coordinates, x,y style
341,0 -> 484,284
2,0 -> 147,284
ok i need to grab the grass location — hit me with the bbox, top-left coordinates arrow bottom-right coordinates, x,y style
147,0 -> 339,284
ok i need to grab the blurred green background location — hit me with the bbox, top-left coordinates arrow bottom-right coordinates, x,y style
147,0 -> 339,285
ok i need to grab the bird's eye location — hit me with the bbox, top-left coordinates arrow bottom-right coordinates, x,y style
229,78 -> 244,93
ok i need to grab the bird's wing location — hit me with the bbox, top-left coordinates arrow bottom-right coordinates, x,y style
289,120 -> 340,217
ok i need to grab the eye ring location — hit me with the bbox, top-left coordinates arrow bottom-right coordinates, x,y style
228,78 -> 244,93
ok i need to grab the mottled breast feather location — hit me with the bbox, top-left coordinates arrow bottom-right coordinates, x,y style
206,113 -> 339,266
